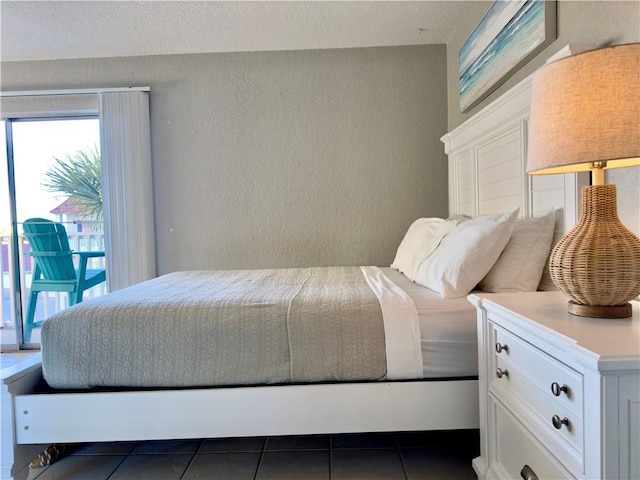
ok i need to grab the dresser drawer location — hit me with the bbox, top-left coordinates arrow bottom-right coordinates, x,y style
493,398 -> 574,480
489,321 -> 584,466
491,323 -> 583,415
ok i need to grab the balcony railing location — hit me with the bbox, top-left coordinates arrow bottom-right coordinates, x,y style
1,230 -> 107,338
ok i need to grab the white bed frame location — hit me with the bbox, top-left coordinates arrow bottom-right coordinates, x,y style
1,49 -> 587,479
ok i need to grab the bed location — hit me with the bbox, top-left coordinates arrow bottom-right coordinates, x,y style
1,49 -> 588,479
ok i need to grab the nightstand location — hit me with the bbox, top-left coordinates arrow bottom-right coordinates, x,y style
469,291 -> 639,480
1,352 -> 45,479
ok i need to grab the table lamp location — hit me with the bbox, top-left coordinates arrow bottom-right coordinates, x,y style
527,43 -> 640,319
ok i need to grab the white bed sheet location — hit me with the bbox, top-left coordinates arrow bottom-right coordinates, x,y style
381,268 -> 478,378
360,266 -> 423,380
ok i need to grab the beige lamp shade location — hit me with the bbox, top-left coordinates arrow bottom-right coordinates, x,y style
526,44 -> 640,318
527,43 -> 640,177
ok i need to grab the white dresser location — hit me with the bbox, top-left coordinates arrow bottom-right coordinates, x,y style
469,291 -> 640,480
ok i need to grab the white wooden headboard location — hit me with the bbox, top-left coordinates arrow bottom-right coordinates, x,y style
441,47 -> 590,241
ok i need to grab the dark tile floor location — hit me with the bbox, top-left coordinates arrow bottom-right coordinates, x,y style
14,430 -> 479,479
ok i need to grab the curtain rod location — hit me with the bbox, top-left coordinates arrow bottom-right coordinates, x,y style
0,86 -> 150,98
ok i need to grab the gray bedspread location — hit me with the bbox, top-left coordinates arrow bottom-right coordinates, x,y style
41,267 -> 387,389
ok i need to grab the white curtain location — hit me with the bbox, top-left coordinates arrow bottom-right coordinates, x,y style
99,91 -> 156,291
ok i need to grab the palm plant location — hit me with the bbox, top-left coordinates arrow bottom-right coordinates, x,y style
42,144 -> 103,221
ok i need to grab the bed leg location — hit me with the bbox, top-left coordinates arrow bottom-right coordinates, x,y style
1,363 -> 47,480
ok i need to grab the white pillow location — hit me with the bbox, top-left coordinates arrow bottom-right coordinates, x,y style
479,211 -> 556,293
414,209 -> 519,298
390,218 -> 459,281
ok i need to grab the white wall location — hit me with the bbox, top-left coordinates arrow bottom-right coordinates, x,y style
1,45 -> 448,273
446,0 -> 640,235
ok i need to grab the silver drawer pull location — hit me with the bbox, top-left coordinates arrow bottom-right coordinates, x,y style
520,465 -> 539,480
496,368 -> 509,379
551,382 -> 569,397
495,342 -> 509,354
552,415 -> 570,430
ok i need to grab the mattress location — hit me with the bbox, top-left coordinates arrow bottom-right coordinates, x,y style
41,266 -> 477,389
380,268 -> 478,378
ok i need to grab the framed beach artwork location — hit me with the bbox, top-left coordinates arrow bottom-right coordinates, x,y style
459,0 -> 556,113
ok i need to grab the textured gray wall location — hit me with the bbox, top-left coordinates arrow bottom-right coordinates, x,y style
447,0 -> 640,234
1,45 -> 448,273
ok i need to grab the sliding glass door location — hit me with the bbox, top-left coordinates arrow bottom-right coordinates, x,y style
1,117 -> 105,348
2,89 -> 154,350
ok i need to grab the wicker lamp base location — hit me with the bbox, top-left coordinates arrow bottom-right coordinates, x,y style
568,300 -> 632,319
549,185 -> 640,319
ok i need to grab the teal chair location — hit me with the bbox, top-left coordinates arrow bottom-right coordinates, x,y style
22,218 -> 106,342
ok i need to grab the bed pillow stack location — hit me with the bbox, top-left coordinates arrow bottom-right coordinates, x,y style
391,209 -> 558,298
412,209 -> 520,297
